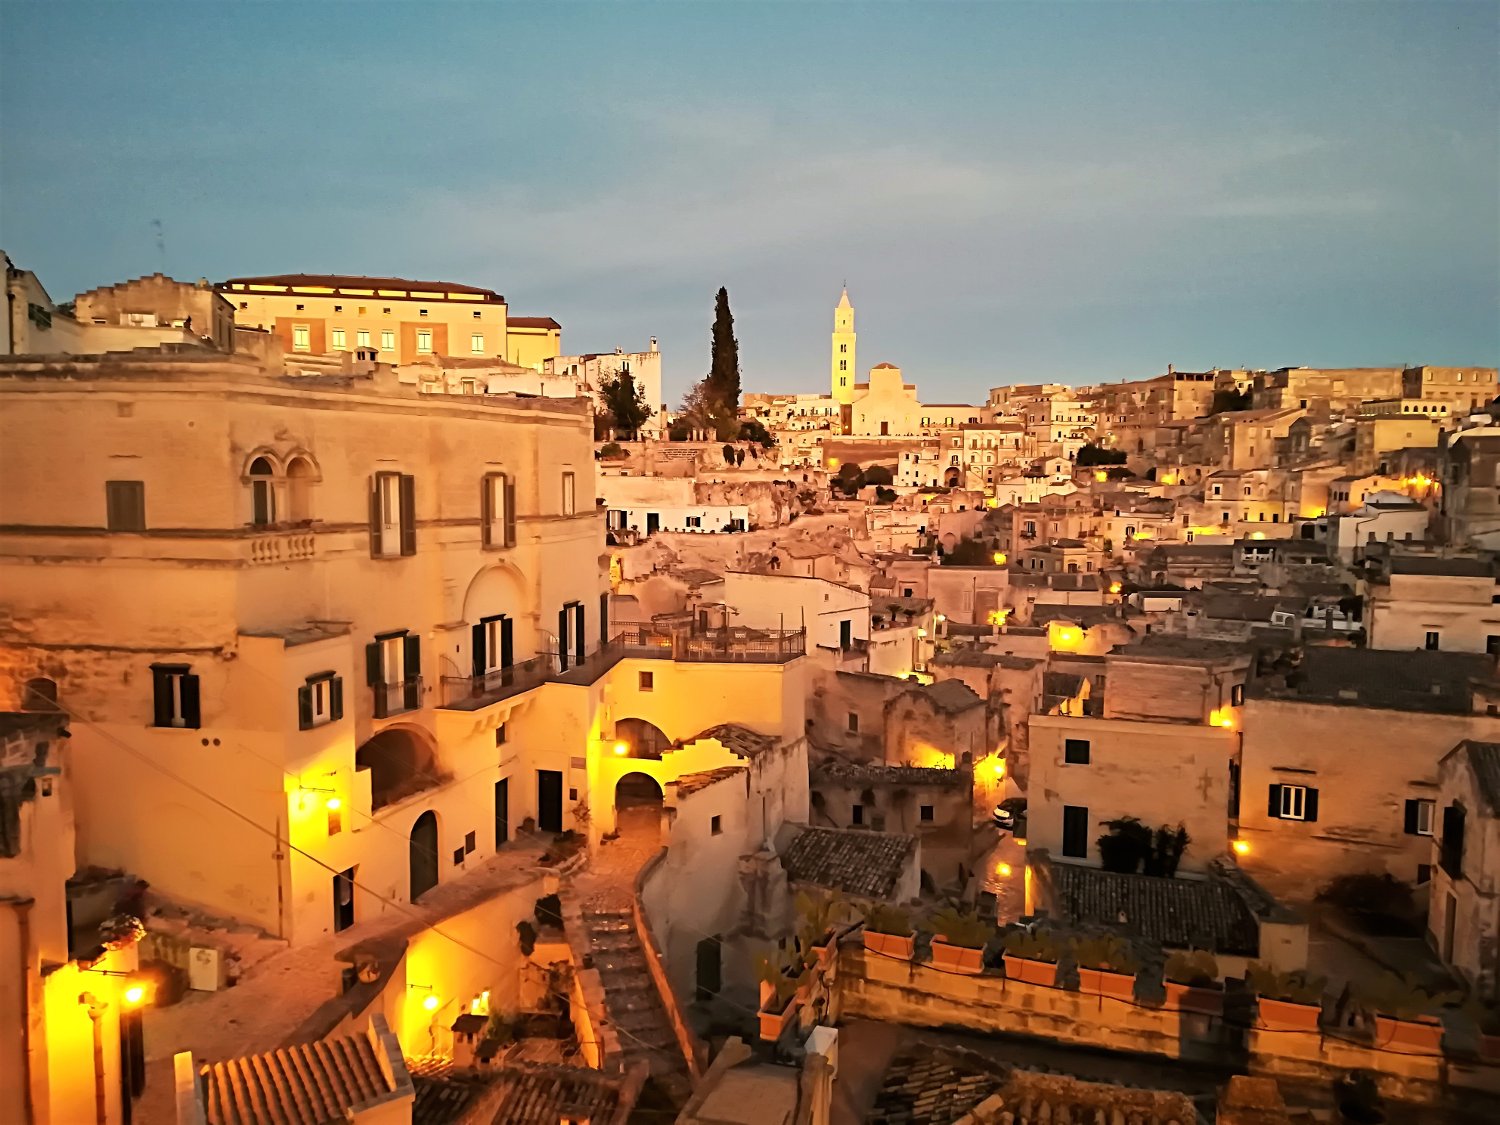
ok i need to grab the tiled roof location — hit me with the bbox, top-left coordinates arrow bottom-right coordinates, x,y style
692,723 -> 779,758
675,567 -> 725,587
1451,740 -> 1500,816
780,826 -> 916,899
912,678 -> 984,715
930,650 -> 1040,671
868,1047 -> 1003,1124
1252,647 -> 1491,714
1390,555 -> 1495,578
198,1018 -> 410,1125
673,766 -> 746,798
812,758 -> 969,789
507,316 -> 562,330
1036,858 -> 1261,956
411,1063 -> 631,1125
220,274 -> 502,300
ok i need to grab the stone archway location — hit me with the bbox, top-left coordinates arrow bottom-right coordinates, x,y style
614,717 -> 672,760
614,772 -> 664,843
944,467 -> 962,487
409,810 -> 439,902
356,725 -> 438,811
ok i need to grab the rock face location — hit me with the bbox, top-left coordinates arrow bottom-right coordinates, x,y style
691,479 -> 804,529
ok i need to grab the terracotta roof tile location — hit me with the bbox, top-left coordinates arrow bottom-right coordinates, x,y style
220,274 -> 502,301
507,316 -> 562,330
692,724 -> 779,758
780,826 -> 916,899
673,766 -> 747,798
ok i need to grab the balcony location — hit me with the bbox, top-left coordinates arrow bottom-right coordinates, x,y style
246,529 -> 317,565
372,677 -> 422,719
439,655 -> 552,710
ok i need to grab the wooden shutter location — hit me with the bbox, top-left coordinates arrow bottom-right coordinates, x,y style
403,634 -> 422,711
500,617 -> 514,668
150,667 -> 173,727
366,642 -> 382,686
480,477 -> 494,548
557,608 -> 569,671
1302,788 -> 1319,823
368,477 -> 382,557
574,603 -> 585,665
330,676 -> 344,721
1403,799 -> 1420,835
504,478 -> 516,547
1267,784 -> 1282,819
180,674 -> 201,729
399,475 -> 416,556
472,623 -> 487,678
297,685 -> 313,730
599,592 -> 609,647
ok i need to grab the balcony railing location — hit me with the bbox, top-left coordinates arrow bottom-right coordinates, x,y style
372,677 -> 423,719
439,656 -> 552,710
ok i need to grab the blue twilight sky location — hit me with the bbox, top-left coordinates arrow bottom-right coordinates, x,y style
1,2 -> 1496,403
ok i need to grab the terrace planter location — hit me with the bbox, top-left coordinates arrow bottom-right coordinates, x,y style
758,995 -> 800,1042
930,937 -> 984,975
1077,967 -> 1136,1001
1374,1014 -> 1442,1054
1257,997 -> 1321,1032
1164,981 -> 1225,1016
810,931 -> 836,970
1003,954 -> 1058,987
864,930 -> 915,961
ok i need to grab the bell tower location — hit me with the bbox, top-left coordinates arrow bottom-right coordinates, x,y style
831,286 -> 856,405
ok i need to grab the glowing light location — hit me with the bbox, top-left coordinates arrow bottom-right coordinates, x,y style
1108,582 -> 1122,595
935,614 -> 946,623
827,458 -> 839,470
996,862 -> 1013,877
612,742 -> 628,756
1250,532 -> 1266,540
325,796 -> 341,811
916,628 -> 927,638
1160,472 -> 1177,485
991,759 -> 1006,778
992,551 -> 1007,566
1209,708 -> 1235,730
1232,839 -> 1251,856
987,608 -> 1011,626
1014,838 -> 1028,847
422,994 -> 440,1012
123,984 -> 147,1006
1094,470 -> 1109,483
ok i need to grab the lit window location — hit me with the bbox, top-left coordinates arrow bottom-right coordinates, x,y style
1271,783 -> 1316,821
357,329 -> 371,347
416,330 -> 433,354
471,333 -> 485,354
1406,798 -> 1435,837
292,325 -> 310,351
331,328 -> 346,350
380,330 -> 395,351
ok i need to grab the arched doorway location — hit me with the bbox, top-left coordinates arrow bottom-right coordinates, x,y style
614,772 -> 664,843
356,726 -> 438,811
613,718 -> 672,759
409,811 -> 438,901
943,467 -> 961,487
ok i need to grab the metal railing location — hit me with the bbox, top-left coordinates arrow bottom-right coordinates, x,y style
372,677 -> 423,719
439,656 -> 552,710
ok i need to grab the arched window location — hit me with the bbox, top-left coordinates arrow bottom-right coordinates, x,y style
286,456 -> 316,523
248,457 -> 277,526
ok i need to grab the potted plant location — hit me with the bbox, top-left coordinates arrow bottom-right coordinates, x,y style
1247,963 -> 1327,1031
1071,935 -> 1139,1001
1359,972 -> 1458,1054
755,952 -> 803,1042
796,890 -> 854,969
928,907 -> 993,975
1163,949 -> 1224,1015
863,904 -> 916,960
1002,930 -> 1060,987
98,914 -> 145,951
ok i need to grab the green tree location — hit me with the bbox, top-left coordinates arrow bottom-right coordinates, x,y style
702,286 -> 742,438
598,369 -> 653,439
739,418 -> 774,447
1075,443 -> 1127,467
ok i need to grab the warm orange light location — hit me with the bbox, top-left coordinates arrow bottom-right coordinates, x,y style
123,984 -> 147,1007
1250,531 -> 1266,540
916,628 -> 928,638
996,862 -> 1013,877
1014,838 -> 1028,847
991,759 -> 1006,778
935,614 -> 946,624
325,796 -> 342,811
1094,470 -> 1108,483
612,742 -> 628,756
992,551 -> 1007,565
1108,582 -> 1122,595
1160,472 -> 1177,485
422,994 -> 440,1012
1232,839 -> 1251,857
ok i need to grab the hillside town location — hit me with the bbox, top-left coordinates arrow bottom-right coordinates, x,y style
2,252 -> 1499,1125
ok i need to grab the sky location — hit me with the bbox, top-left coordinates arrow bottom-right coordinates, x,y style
1,2 -> 1496,404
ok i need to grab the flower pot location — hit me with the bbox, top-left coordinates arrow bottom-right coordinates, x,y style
864,930 -> 915,960
1374,1014 -> 1442,1054
1164,980 -> 1224,1016
811,930 -> 836,970
1077,966 -> 1136,1001
931,937 -> 984,975
758,995 -> 799,1042
1257,997 -> 1321,1031
1003,954 -> 1057,987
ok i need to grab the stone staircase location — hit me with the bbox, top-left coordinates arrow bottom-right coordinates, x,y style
580,901 -> 694,1109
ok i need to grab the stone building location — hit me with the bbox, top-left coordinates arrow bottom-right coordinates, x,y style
1429,740 -> 1500,1004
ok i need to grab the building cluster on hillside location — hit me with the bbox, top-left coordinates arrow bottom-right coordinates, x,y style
3,254 -> 1499,1124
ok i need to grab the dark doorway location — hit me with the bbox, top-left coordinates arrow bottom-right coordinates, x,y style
495,778 -> 510,848
573,602 -> 586,667
646,512 -> 660,535
537,770 -> 564,833
880,421 -> 890,436
333,867 -> 355,932
839,619 -> 853,649
695,936 -> 722,1000
409,811 -> 439,901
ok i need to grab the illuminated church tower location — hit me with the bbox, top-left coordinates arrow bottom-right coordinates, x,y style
831,287 -> 856,405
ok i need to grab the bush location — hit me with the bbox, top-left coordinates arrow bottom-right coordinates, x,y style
929,907 -> 993,949
1002,929 -> 1059,963
516,919 -> 537,957
598,442 -> 626,460
863,465 -> 894,486
874,486 -> 897,505
1165,949 -> 1219,986
1317,872 -> 1415,919
534,894 -> 563,929
1070,934 -> 1138,974
864,903 -> 912,936
1075,443 -> 1127,467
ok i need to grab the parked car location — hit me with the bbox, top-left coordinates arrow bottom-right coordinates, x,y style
993,797 -> 1027,833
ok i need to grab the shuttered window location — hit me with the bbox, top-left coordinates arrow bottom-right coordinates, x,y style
106,481 -> 146,531
1267,783 -> 1318,822
370,472 -> 416,558
481,473 -> 515,549
365,632 -> 422,718
297,673 -> 344,730
150,664 -> 200,729
471,615 -> 513,679
1403,798 -> 1435,837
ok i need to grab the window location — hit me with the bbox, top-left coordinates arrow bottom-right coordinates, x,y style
1404,798 -> 1435,837
480,472 -> 515,549
292,325 -> 310,351
495,723 -> 507,746
380,330 -> 395,351
370,472 -> 416,558
847,712 -> 859,733
366,631 -> 422,718
331,328 -> 346,350
106,480 -> 146,531
639,671 -> 655,692
295,304 -> 305,312
248,457 -> 277,526
327,805 -> 342,836
416,330 -> 433,354
471,333 -> 485,354
1416,863 -> 1432,885
1061,805 -> 1088,858
562,472 -> 576,516
473,310 -> 482,319
1489,635 -> 1500,656
840,344 -> 847,353
710,815 -> 723,836
1267,783 -> 1318,822
383,307 -> 391,315
1440,803 -> 1465,878
1063,739 -> 1090,765
839,360 -> 847,371
1231,683 -> 1245,706
419,308 -> 429,318
297,672 -> 343,730
1425,631 -> 1440,651
851,804 -> 864,826
474,614 -> 512,676
919,805 -> 934,823
685,516 -> 702,528
356,329 -> 370,347
465,830 -> 476,854
453,848 -> 465,866
151,664 -> 201,729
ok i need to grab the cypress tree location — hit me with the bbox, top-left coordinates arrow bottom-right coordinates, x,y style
707,286 -> 741,420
